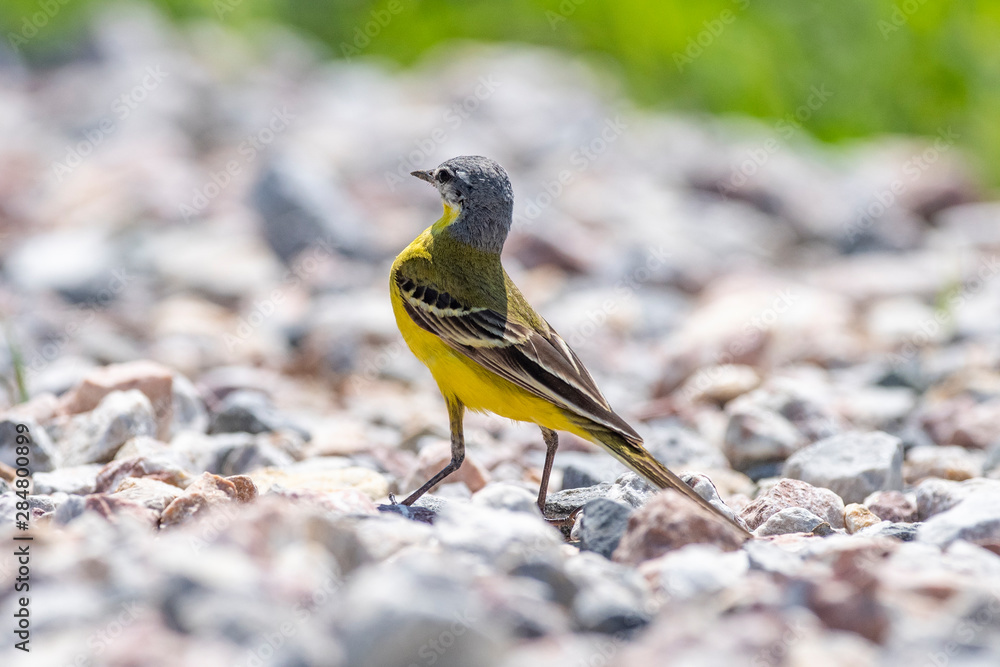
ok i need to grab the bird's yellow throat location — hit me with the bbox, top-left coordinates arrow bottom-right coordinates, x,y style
430,201 -> 462,235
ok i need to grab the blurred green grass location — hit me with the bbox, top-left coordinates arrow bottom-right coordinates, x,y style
4,0 -> 999,188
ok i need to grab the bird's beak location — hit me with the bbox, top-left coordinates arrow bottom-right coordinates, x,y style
410,170 -> 434,184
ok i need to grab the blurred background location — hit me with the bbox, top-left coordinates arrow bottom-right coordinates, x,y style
2,2 -> 1000,665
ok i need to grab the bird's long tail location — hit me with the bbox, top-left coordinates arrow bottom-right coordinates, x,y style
589,429 -> 752,538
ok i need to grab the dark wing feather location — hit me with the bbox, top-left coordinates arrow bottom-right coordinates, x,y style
396,273 -> 641,441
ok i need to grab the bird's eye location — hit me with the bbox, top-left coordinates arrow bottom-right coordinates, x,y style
436,169 -> 453,184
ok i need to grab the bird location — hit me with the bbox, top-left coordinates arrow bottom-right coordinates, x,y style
389,155 -> 749,536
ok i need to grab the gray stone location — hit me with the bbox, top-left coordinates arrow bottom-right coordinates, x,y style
208,390 -> 310,441
32,464 -> 103,495
915,478 -> 1000,520
681,472 -> 747,528
639,544 -> 750,601
856,522 -> 919,542
578,499 -> 633,559
557,451 -> 626,490
170,373 -> 208,437
605,472 -> 656,509
723,406 -> 803,472
0,417 -> 59,471
905,445 -> 984,483
564,551 -> 651,634
918,489 -> 1000,548
337,553 -> 504,667
783,431 -> 903,504
743,539 -> 808,576
754,507 -> 831,536
434,503 -> 563,562
171,431 -> 297,476
643,421 -> 728,469
52,494 -> 88,524
544,482 -> 612,518
59,390 -> 157,465
252,154 -> 372,265
472,483 -> 542,515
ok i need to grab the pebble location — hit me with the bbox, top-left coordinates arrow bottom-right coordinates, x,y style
95,455 -> 192,493
914,477 -> 1000,519
543,482 -> 612,519
557,451 -> 627,490
160,472 -> 258,528
208,389 -> 311,440
250,464 -> 389,501
111,477 -> 184,511
612,492 -> 747,565
754,507 -> 832,537
170,431 -> 299,476
56,390 -> 158,465
58,361 -> 175,440
472,482 -> 542,515
783,431 -> 904,504
863,490 -> 918,523
32,464 -> 103,495
407,439 -> 491,496
604,472 -> 657,508
723,406 -> 804,473
918,488 -> 1000,548
565,551 -> 652,633
639,544 -> 750,601
856,522 -> 919,542
843,503 -> 882,534
578,498 -> 634,559
0,417 -> 60,471
642,421 -> 729,469
904,444 -> 984,483
169,373 -> 209,436
741,478 -> 846,530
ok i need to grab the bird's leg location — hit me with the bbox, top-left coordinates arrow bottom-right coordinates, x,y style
536,427 -> 560,515
401,399 -> 465,506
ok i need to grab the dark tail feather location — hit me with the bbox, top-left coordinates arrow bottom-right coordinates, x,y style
589,429 -> 752,538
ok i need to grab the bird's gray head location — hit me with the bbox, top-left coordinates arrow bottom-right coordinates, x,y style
411,155 -> 514,254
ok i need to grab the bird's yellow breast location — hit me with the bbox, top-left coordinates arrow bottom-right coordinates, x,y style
390,237 -> 579,434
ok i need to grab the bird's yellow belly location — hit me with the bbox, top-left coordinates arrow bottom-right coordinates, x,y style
391,296 -> 579,433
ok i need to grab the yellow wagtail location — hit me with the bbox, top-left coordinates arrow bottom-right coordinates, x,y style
390,155 -> 748,534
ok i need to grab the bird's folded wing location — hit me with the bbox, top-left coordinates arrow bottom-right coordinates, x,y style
396,274 -> 640,440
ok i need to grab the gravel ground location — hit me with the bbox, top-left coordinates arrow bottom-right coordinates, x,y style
1,7 -> 999,667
